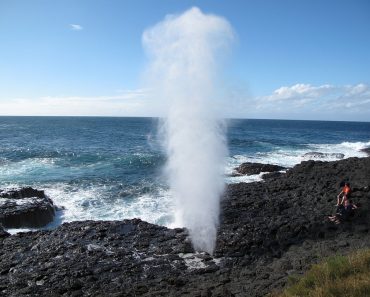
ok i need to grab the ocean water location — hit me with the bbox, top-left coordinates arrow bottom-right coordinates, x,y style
1,116 -> 369,232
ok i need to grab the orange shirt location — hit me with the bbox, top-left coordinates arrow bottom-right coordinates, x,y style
343,185 -> 351,195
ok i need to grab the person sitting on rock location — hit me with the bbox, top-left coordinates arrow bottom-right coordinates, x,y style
329,199 -> 357,224
342,199 -> 358,221
336,182 -> 351,206
329,204 -> 345,223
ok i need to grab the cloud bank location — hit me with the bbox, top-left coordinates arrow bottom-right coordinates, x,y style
239,83 -> 370,121
1,83 -> 369,121
0,90 -> 148,116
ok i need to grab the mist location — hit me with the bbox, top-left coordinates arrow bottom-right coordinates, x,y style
143,7 -> 234,254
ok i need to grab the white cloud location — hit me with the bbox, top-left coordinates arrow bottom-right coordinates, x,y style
0,89 -> 153,117
1,84 -> 369,121
318,83 -> 370,110
70,24 -> 83,31
252,83 -> 370,120
265,83 -> 335,102
346,83 -> 367,95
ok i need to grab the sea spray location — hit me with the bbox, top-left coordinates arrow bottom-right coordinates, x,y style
143,7 -> 234,254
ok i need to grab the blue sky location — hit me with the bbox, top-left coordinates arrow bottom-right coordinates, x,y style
0,0 -> 369,120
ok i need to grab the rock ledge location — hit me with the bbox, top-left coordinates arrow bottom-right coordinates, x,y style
0,187 -> 55,228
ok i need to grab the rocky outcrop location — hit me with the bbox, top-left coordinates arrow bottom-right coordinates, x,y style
302,152 -> 345,159
1,157 -> 370,296
0,187 -> 55,228
361,147 -> 370,156
233,162 -> 286,176
217,158 -> 370,259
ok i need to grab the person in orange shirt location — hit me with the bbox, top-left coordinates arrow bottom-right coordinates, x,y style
336,182 -> 351,206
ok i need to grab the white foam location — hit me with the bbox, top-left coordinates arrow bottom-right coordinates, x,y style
3,181 -> 175,234
307,141 -> 369,160
0,157 -> 57,179
108,189 -> 175,226
340,140 -> 370,151
226,173 -> 264,184
226,140 -> 370,184
0,197 -> 46,206
178,252 -> 207,269
44,183 -> 175,226
6,228 -> 37,235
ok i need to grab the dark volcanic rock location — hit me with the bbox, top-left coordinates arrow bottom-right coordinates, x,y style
1,158 -> 370,296
218,158 -> 370,259
361,147 -> 370,156
303,152 -> 345,159
0,224 -> 10,238
234,162 -> 286,176
0,219 -> 197,296
0,187 -> 55,228
0,187 -> 46,199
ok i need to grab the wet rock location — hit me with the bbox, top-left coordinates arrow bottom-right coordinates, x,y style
0,224 -> 10,238
234,162 -> 286,176
302,152 -> 345,159
0,187 -> 55,228
361,147 -> 370,156
0,187 -> 46,199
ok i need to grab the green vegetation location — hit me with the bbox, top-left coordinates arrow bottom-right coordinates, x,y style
271,249 -> 370,297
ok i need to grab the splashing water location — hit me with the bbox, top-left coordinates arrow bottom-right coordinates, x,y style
143,7 -> 234,254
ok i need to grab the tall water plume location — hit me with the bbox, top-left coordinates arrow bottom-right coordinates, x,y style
143,7 -> 233,254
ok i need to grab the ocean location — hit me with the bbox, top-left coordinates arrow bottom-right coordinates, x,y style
1,116 -> 369,232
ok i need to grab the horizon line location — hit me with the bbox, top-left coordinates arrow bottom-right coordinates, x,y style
0,115 -> 369,124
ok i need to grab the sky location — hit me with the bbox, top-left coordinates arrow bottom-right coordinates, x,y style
0,0 -> 369,121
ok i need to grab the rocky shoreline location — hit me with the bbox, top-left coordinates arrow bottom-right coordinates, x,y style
1,157 -> 370,296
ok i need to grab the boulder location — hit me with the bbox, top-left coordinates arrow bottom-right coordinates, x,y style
0,187 -> 55,228
234,162 -> 286,176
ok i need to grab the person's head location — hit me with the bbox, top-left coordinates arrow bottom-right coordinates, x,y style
345,182 -> 350,187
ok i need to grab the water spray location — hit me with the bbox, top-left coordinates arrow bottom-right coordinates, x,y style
143,7 -> 233,254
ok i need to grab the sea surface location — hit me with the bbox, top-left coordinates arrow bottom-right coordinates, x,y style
1,116 -> 369,232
